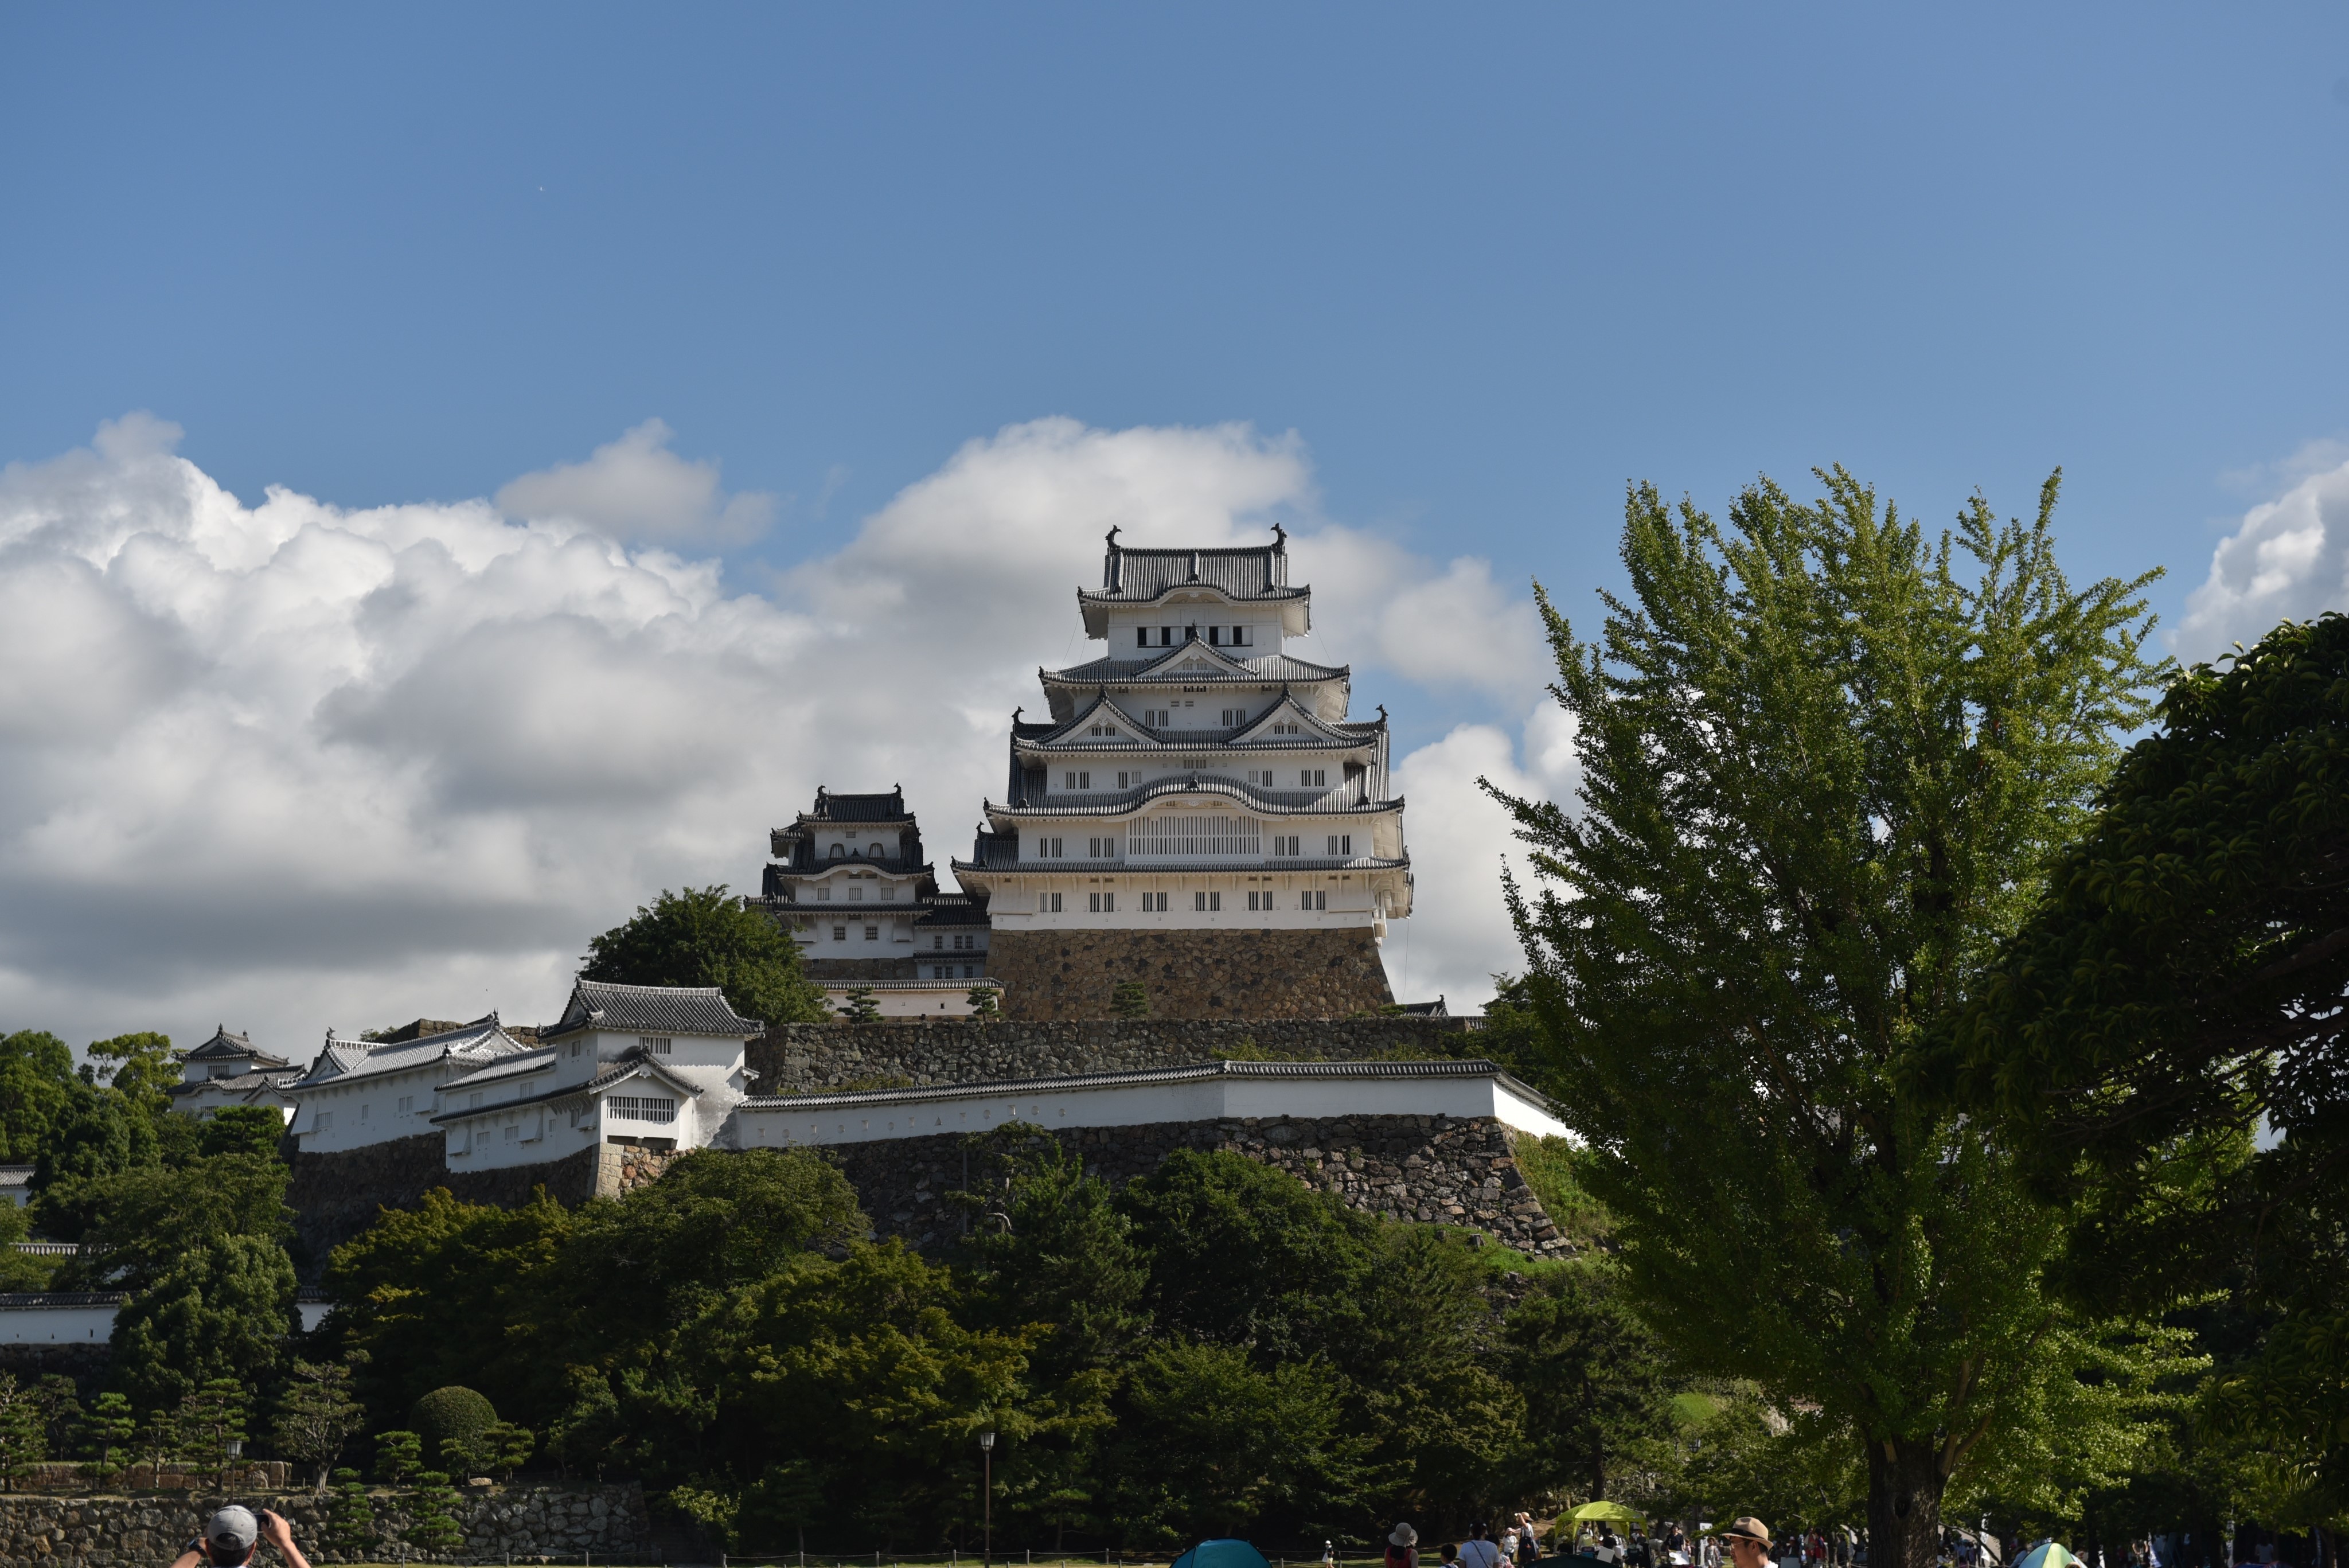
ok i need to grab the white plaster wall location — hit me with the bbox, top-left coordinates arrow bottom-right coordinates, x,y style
290,1064 -> 443,1153
441,1100 -> 568,1169
0,1304 -> 114,1344
736,1071 -> 1564,1150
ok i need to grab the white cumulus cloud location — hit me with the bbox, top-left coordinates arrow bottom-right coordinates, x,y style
2176,454 -> 2349,662
0,414 -> 1567,1058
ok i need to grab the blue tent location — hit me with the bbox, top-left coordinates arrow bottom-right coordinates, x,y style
1171,1542 -> 1272,1568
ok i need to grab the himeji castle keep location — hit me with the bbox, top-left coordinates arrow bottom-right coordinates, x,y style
764,527 -> 1412,1020
0,527 -> 1591,1328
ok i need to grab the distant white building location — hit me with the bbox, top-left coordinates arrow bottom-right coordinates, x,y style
286,1015 -> 536,1154
166,1027 -> 303,1123
759,786 -> 1002,1019
284,983 -> 765,1171
435,981 -> 765,1167
0,1167 -> 31,1208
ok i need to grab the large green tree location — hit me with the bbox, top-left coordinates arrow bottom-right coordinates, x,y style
581,884 -> 827,1027
0,1030 -> 75,1164
1489,470 -> 2172,1568
1945,612 -> 2349,1530
109,1232 -> 300,1408
1505,1262 -> 1675,1503
41,1152 -> 294,1285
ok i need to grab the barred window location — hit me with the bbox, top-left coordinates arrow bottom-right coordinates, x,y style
1127,814 -> 1261,857
610,1096 -> 677,1124
640,1036 -> 671,1055
314,1110 -> 334,1135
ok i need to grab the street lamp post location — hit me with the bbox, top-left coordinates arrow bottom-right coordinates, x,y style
980,1432 -> 997,1566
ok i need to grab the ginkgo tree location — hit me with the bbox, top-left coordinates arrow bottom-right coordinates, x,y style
1489,469 -> 2184,1568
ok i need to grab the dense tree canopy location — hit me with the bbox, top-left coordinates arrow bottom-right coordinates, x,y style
1947,613 -> 2349,1530
580,884 -> 827,1027
1488,469 -> 2175,1568
0,1030 -> 74,1164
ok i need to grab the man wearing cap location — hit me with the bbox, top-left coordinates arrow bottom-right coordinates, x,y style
170,1505 -> 312,1568
1720,1518 -> 1773,1568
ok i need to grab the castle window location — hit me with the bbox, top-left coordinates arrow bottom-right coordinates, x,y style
611,1096 -> 677,1124
830,844 -> 845,859
1089,891 -> 1116,913
641,1036 -> 672,1055
1208,626 -> 1223,645
1185,625 -> 1198,641
1143,891 -> 1169,911
833,925 -> 848,941
864,925 -> 879,941
963,964 -> 976,978
1039,892 -> 1063,912
1160,626 -> 1174,645
504,1123 -> 518,1141
817,886 -> 831,901
1327,834 -> 1353,856
1222,708 -> 1244,726
1273,834 -> 1300,856
881,886 -> 896,900
934,934 -> 944,950
1302,769 -> 1326,787
399,1095 -> 413,1115
359,1102 -> 369,1123
1301,891 -> 1328,910
1195,890 -> 1222,911
1136,627 -> 1149,648
1063,771 -> 1091,790
315,1110 -> 334,1134
1232,625 -> 1251,646
848,886 -> 863,902
1117,770 -> 1134,787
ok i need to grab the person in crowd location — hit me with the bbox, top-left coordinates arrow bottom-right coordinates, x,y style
1389,1524 -> 1423,1568
1442,1546 -> 1462,1568
1722,1516 -> 1774,1568
1517,1514 -> 1547,1562
1462,1523 -> 1505,1568
1666,1524 -> 1689,1565
171,1507 -> 310,1568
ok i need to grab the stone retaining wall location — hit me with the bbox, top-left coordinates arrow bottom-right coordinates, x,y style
830,1113 -> 1570,1259
749,1014 -> 1477,1094
0,1483 -> 651,1568
0,1344 -> 108,1400
286,1137 -> 601,1277
985,926 -> 1395,1019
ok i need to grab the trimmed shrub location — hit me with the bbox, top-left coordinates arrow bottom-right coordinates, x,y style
410,1386 -> 497,1475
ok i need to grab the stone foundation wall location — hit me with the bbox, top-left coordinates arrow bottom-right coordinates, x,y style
985,926 -> 1394,1020
0,1483 -> 651,1567
829,1114 -> 1570,1259
286,1137 -> 601,1276
749,1014 -> 1476,1094
0,1344 -> 109,1401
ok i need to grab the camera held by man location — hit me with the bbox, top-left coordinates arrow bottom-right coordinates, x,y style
170,1505 -> 313,1568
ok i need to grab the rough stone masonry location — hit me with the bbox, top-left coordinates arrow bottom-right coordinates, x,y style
0,1483 -> 651,1568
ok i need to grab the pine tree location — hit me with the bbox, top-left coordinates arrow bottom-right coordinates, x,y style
79,1391 -> 136,1482
273,1356 -> 368,1493
323,1468 -> 379,1558
965,984 -> 1001,1019
1109,980 -> 1150,1019
373,1429 -> 423,1485
482,1421 -> 534,1481
837,985 -> 881,1022
406,1469 -> 466,1552
0,1373 -> 46,1485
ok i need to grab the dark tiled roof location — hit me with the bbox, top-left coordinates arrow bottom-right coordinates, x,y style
0,1167 -> 33,1190
1082,535 -> 1305,604
168,1071 -> 299,1098
182,1027 -> 290,1068
429,1054 -> 703,1124
992,771 -> 1406,819
1048,649 -> 1345,687
0,1292 -> 126,1308
800,786 -> 912,824
745,1056 -> 1538,1113
545,980 -> 764,1039
914,896 -> 993,927
1393,997 -> 1449,1017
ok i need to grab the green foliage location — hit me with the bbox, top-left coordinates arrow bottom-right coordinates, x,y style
1487,468 -> 2168,1567
37,1150 -> 291,1271
198,1104 -> 288,1161
0,1200 -> 56,1291
1506,1134 -> 1610,1247
84,1032 -> 178,1114
836,985 -> 882,1022
32,1082 -> 158,1193
412,1386 -> 499,1475
1109,980 -> 1150,1019
0,1030 -> 75,1165
78,1390 -> 136,1474
108,1232 -> 299,1407
0,1373 -> 46,1484
482,1419 -> 535,1479
1505,1262 -> 1673,1500
171,1376 -> 250,1473
1947,613 -> 2349,1530
1106,1339 -> 1371,1540
965,985 -> 1001,1019
274,1355 -> 369,1489
406,1471 -> 465,1551
582,883 -> 828,1026
372,1429 -> 422,1486
324,1468 -> 379,1554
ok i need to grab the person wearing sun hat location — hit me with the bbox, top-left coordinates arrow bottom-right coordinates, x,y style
1719,1518 -> 1773,1568
1387,1524 -> 1423,1568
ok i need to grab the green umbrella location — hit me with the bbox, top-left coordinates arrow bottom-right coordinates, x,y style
1570,1503 -> 1644,1527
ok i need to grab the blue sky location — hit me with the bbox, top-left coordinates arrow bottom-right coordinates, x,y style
3,4 -> 2348,1043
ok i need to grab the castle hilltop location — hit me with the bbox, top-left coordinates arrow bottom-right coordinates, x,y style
949,527 -> 1411,1018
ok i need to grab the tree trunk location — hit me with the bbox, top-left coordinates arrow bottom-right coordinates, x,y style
1865,1438 -> 1946,1568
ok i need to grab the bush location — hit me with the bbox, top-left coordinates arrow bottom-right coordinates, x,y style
411,1387 -> 497,1475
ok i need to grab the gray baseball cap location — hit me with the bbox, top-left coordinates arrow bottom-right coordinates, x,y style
206,1507 -> 259,1554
